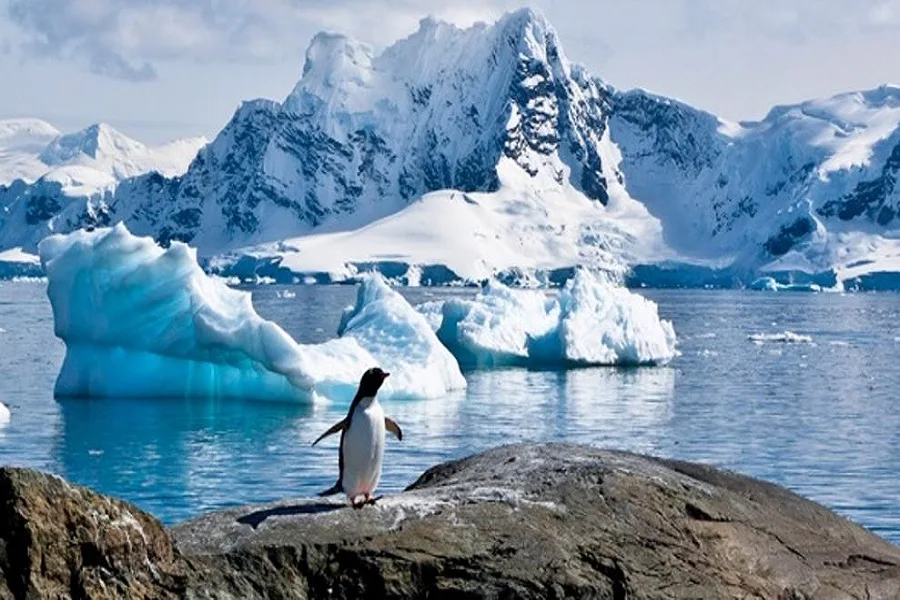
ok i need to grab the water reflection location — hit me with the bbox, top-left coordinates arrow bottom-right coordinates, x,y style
57,397 -> 312,518
558,367 -> 675,452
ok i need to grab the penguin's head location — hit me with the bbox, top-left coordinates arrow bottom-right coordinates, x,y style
358,367 -> 390,397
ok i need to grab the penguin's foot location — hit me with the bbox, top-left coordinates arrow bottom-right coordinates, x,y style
364,494 -> 382,506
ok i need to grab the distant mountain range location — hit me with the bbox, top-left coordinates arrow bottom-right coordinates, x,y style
3,8 -> 900,289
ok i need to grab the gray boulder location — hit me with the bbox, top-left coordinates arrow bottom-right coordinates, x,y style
176,443 -> 900,599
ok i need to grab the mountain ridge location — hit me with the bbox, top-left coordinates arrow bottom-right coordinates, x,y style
2,8 -> 900,288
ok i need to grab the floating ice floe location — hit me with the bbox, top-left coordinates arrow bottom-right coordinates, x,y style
38,224 -> 465,402
420,269 -> 677,367
748,277 -> 844,293
748,331 -> 813,344
0,402 -> 9,425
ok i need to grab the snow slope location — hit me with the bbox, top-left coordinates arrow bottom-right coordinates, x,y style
38,224 -> 464,402
4,10 -> 900,287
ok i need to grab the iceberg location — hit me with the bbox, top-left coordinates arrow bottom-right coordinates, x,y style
38,224 -> 465,402
423,269 -> 677,367
419,282 -> 559,367
338,274 -> 467,398
749,277 -> 823,292
0,402 -> 9,425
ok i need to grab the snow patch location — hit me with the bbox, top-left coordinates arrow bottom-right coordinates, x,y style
0,247 -> 40,265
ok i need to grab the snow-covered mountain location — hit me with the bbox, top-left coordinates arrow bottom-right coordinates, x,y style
3,9 -> 900,288
610,86 -> 900,287
0,120 -> 206,186
0,120 -> 206,253
0,119 -> 62,184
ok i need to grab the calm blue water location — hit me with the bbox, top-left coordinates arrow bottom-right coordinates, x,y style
0,282 -> 898,542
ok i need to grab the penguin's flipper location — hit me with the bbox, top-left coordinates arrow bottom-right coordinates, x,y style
384,417 -> 403,441
311,418 -> 348,446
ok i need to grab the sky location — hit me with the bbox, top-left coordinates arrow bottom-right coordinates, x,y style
2,0 -> 900,144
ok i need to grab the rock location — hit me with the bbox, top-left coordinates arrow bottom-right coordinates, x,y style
3,444 -> 900,599
0,467 -> 186,599
175,444 -> 900,599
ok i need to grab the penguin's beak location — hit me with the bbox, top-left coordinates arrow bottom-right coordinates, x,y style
382,372 -> 390,379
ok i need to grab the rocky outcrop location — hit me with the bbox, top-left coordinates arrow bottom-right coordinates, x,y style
176,444 -> 900,599
4,444 -> 900,599
0,468 -> 186,599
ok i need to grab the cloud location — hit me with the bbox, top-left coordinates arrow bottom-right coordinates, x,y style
8,0 -> 899,85
88,50 -> 156,82
678,0 -> 900,41
6,0 -> 307,80
4,0 -> 513,82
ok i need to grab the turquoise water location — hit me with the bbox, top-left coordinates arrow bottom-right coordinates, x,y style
0,282 -> 898,542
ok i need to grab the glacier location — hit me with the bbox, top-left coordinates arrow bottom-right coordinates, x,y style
38,224 -> 464,402
421,270 -> 677,367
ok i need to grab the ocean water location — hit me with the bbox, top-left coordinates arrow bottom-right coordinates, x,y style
0,282 -> 898,543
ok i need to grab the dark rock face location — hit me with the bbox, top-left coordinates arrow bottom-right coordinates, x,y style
177,444 -> 900,599
0,468 -> 186,599
764,216 -> 816,257
819,140 -> 900,225
4,445 -> 900,599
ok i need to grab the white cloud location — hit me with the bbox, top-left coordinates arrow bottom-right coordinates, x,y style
7,0 -> 312,79
1,0 -> 899,137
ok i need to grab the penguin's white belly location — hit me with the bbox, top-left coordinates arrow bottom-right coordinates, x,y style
342,400 -> 385,498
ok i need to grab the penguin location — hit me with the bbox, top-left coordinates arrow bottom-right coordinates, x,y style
312,367 -> 402,508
